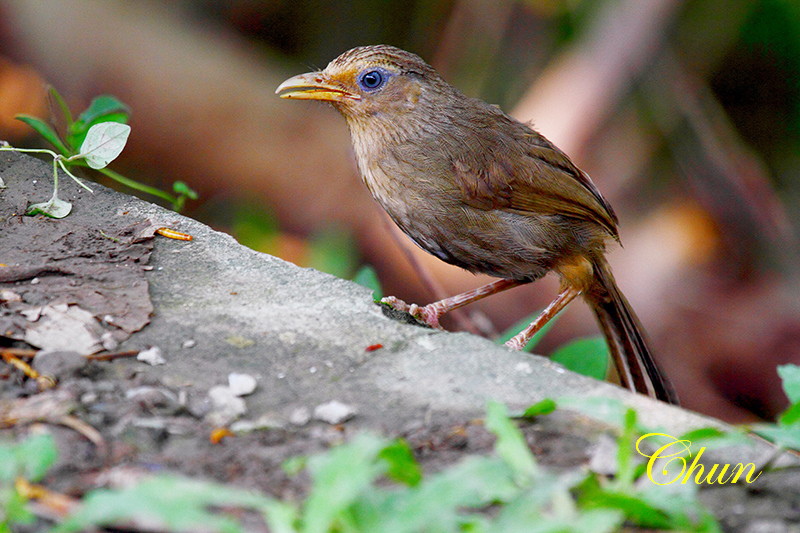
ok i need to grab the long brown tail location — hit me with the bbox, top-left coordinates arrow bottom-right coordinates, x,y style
587,257 -> 679,404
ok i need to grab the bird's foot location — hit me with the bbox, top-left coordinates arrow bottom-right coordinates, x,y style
380,296 -> 443,329
504,335 -> 526,351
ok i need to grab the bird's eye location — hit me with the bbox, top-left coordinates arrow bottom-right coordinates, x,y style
358,69 -> 386,91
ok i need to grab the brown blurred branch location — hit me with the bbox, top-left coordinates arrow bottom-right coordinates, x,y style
644,54 -> 798,274
512,0 -> 681,156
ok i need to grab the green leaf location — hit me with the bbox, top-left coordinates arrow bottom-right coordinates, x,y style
679,426 -> 754,450
613,408 -> 638,489
49,86 -> 74,130
496,492 -> 624,533
14,115 -> 70,155
27,195 -> 72,218
519,398 -> 557,419
779,402 -> 800,427
302,433 -> 388,533
352,265 -> 383,300
0,434 -> 57,482
261,500 -> 299,533
78,122 -> 131,169
76,95 -> 130,125
55,475 -> 277,533
751,423 -> 800,451
679,427 -> 727,441
583,490 -> 671,529
778,364 -> 800,404
173,180 -> 199,200
485,401 -> 538,482
0,435 -> 57,529
68,95 -> 130,150
634,485 -> 722,532
495,309 -> 560,351
16,434 -> 58,482
171,181 -> 199,211
378,439 -> 422,486
0,449 -> 17,483
557,396 -> 630,429
550,336 -> 609,380
353,456 -> 517,533
2,487 -> 36,526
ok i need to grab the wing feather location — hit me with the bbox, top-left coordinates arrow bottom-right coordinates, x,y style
451,112 -> 619,240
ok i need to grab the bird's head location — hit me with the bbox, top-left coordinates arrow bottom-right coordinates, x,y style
276,45 -> 447,125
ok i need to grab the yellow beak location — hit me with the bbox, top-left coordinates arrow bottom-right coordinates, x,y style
275,72 -> 360,102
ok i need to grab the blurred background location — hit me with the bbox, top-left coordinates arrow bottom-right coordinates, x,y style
1,0 -> 798,423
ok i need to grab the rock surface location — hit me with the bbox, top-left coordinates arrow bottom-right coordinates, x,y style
1,151 -> 798,531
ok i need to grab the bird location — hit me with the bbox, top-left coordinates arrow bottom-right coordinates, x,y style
276,45 -> 677,404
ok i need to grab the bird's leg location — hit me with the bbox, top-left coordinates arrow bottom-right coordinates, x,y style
505,286 -> 582,350
382,278 -> 524,328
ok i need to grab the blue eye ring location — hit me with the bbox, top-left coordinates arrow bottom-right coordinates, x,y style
358,69 -> 386,91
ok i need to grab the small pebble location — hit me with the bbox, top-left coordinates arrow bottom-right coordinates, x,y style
230,414 -> 284,432
182,339 -> 196,349
0,290 -> 22,302
313,400 -> 357,424
80,391 -> 98,404
289,406 -> 311,426
228,373 -> 257,396
101,331 -> 119,351
206,385 -> 247,424
137,346 -> 166,366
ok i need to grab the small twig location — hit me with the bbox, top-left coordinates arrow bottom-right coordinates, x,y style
98,229 -> 121,243
57,415 -> 106,452
16,478 -> 79,520
1,350 -> 58,391
85,350 -> 139,362
1,350 -> 40,379
0,347 -> 37,359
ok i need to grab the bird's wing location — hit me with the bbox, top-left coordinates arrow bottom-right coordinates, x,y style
451,126 -> 619,239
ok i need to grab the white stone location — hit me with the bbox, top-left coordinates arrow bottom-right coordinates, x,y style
228,373 -> 257,396
313,400 -> 356,424
137,346 -> 166,366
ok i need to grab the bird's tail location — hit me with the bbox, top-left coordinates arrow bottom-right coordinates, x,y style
587,256 -> 679,404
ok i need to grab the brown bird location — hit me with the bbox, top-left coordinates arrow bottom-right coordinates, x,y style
277,45 -> 677,404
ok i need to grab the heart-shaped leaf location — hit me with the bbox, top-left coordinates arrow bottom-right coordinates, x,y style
27,195 -> 72,218
79,122 -> 131,169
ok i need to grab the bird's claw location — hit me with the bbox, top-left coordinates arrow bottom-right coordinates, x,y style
380,295 -> 410,312
504,336 -> 525,351
380,296 -> 443,329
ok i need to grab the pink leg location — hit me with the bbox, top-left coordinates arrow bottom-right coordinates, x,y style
505,286 -> 581,350
382,278 -> 524,328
